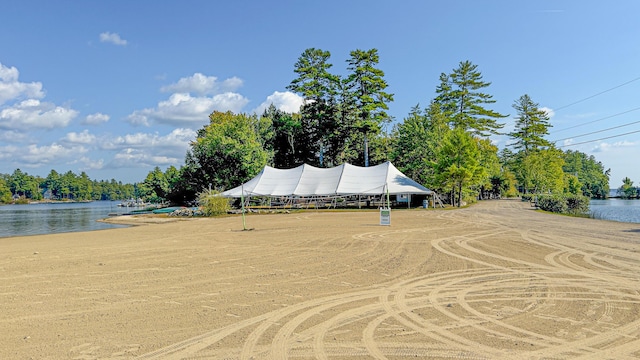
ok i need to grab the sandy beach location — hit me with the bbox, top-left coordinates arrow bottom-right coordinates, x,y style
2,199 -> 640,359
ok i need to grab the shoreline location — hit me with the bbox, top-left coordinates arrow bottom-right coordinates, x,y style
2,199 -> 640,359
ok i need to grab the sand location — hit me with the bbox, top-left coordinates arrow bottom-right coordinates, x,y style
1,199 -> 640,359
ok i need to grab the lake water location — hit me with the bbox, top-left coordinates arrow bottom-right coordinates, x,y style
590,199 -> 640,224
1,199 -> 638,238
0,201 -> 130,238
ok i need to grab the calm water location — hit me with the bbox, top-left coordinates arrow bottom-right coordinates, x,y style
590,199 -> 640,224
1,199 -> 638,238
0,201 -> 129,238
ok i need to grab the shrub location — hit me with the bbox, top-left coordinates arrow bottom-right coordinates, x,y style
536,194 -> 590,216
536,194 -> 567,213
198,189 -> 230,216
565,194 -> 590,215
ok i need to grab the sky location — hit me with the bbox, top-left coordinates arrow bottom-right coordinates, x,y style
1,0 -> 639,188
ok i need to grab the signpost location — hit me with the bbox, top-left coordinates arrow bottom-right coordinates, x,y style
379,207 -> 391,226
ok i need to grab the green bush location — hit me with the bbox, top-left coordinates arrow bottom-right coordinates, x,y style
536,194 -> 590,215
565,194 -> 590,215
536,194 -> 567,213
198,189 -> 230,216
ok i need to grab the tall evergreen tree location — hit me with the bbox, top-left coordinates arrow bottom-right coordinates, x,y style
343,48 -> 394,166
287,48 -> 341,166
509,94 -> 553,153
435,60 -> 506,137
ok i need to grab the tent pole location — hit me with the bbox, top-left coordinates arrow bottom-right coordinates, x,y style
386,183 -> 390,209
241,184 -> 247,230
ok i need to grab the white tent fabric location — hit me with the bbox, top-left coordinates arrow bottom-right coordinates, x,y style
221,161 -> 432,197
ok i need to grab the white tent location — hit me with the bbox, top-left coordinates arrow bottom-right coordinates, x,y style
221,161 -> 432,198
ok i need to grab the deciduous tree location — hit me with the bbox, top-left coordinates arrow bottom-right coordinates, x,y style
182,111 -> 269,193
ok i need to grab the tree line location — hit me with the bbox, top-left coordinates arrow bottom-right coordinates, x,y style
1,49 -> 614,207
142,50 -> 612,208
0,169 -> 136,203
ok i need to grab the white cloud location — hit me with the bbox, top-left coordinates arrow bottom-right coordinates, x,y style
99,129 -> 195,169
75,157 -> 105,170
160,73 -> 243,95
0,145 -> 18,161
0,99 -> 77,130
17,143 -> 87,167
83,112 -> 109,125
126,92 -> 248,128
0,62 -> 45,105
99,32 -> 128,46
592,140 -> 637,152
64,130 -> 96,145
0,129 -> 29,143
102,128 -> 195,151
253,91 -> 304,114
109,148 -> 180,168
540,106 -> 555,118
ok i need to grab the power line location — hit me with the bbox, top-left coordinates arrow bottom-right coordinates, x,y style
552,119 -> 640,143
558,129 -> 640,147
553,106 -> 640,133
553,75 -> 640,112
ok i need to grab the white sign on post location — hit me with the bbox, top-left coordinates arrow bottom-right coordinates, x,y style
379,207 -> 391,226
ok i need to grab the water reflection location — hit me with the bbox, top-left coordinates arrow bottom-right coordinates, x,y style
0,201 -> 127,238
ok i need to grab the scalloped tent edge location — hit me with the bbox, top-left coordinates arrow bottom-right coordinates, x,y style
220,161 -> 433,198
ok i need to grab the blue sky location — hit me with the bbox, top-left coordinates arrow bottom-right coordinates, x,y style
1,1 -> 639,188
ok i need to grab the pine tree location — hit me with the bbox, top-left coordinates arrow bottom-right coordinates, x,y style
435,60 -> 506,137
510,94 -> 553,153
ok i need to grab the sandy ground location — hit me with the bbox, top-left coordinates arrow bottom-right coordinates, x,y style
2,199 -> 640,359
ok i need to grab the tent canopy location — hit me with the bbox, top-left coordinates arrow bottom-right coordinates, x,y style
221,161 -> 432,197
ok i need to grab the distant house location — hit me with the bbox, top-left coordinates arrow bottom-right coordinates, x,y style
43,189 -> 53,200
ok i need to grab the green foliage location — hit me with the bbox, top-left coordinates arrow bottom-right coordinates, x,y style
435,127 -> 482,207
618,177 -> 638,199
286,47 -> 394,168
198,189 -> 230,216
536,194 -> 568,213
182,111 -> 269,194
262,105 -> 304,168
344,48 -> 394,142
0,169 -> 135,203
562,150 -> 610,199
510,94 -> 552,153
390,103 -> 449,189
139,167 -> 170,203
565,195 -> 590,215
287,48 -> 342,167
0,177 -> 12,203
513,149 -> 565,194
8,169 -> 41,200
536,194 -> 590,215
434,60 -> 507,137
563,173 -> 583,196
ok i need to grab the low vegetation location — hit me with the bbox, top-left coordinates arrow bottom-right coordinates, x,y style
197,189 -> 230,216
